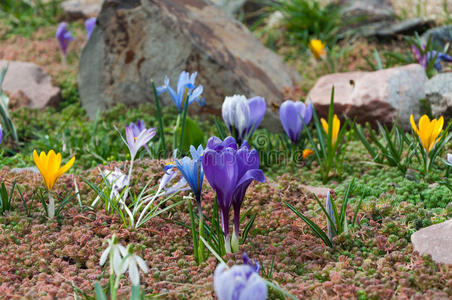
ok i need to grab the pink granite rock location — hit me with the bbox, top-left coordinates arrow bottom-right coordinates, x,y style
307,64 -> 426,128
411,219 -> 452,265
0,60 -> 60,109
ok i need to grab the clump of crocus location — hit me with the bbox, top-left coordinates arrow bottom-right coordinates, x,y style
321,114 -> 340,146
214,262 -> 267,300
85,17 -> 96,40
56,22 -> 74,63
410,114 -> 444,154
279,100 -> 313,145
157,71 -> 204,113
222,95 -> 266,145
412,44 -> 452,72
309,39 -> 326,60
202,136 -> 265,253
33,150 -> 75,218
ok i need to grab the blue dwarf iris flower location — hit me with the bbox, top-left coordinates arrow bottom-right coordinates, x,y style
243,252 -> 260,273
222,95 -> 266,145
202,136 -> 265,253
157,71 -> 205,112
412,44 -> 452,71
214,263 -> 267,300
165,145 -> 204,205
279,100 -> 313,144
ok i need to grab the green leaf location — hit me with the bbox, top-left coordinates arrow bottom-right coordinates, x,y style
176,116 -> 204,153
240,213 -> 256,244
94,282 -> 107,300
284,200 -> 332,247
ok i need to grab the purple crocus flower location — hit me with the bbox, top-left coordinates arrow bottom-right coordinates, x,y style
243,252 -> 260,273
56,22 -> 74,57
0,124 -> 3,145
279,100 -> 313,144
202,136 -> 265,253
231,142 -> 265,250
128,120 -> 152,153
85,17 -> 96,40
222,95 -> 266,145
412,44 -> 452,71
214,263 -> 267,300
116,125 -> 156,161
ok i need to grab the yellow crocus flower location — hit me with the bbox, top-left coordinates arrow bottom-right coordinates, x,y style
309,39 -> 326,60
321,115 -> 340,146
410,114 -> 444,153
33,150 -> 75,190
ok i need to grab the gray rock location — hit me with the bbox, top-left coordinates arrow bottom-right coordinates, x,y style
0,60 -> 60,109
362,18 -> 434,39
61,0 -> 103,20
337,0 -> 395,24
412,219 -> 452,265
425,73 -> 452,118
307,64 -> 426,128
421,25 -> 452,50
78,0 -> 301,131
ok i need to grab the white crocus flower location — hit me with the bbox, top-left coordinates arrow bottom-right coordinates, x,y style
447,153 -> 452,166
99,235 -> 126,276
222,95 -> 250,143
119,245 -> 149,286
92,167 -> 129,207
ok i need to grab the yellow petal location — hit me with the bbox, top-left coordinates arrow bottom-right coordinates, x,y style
332,115 -> 340,145
418,115 -> 430,133
56,156 -> 75,179
321,118 -> 328,134
410,115 -> 419,136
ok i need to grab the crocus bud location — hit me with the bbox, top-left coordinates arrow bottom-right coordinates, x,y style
56,22 -> 74,58
279,100 -> 313,144
222,95 -> 250,144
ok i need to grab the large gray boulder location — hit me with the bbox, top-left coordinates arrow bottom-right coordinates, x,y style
78,0 -> 301,130
425,73 -> 452,118
307,64 -> 426,128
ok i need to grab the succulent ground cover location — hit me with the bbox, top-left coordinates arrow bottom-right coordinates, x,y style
0,155 -> 451,299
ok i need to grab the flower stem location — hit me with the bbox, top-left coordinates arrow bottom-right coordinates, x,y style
48,193 -> 55,219
173,114 -> 181,153
188,200 -> 199,264
197,201 -> 204,262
